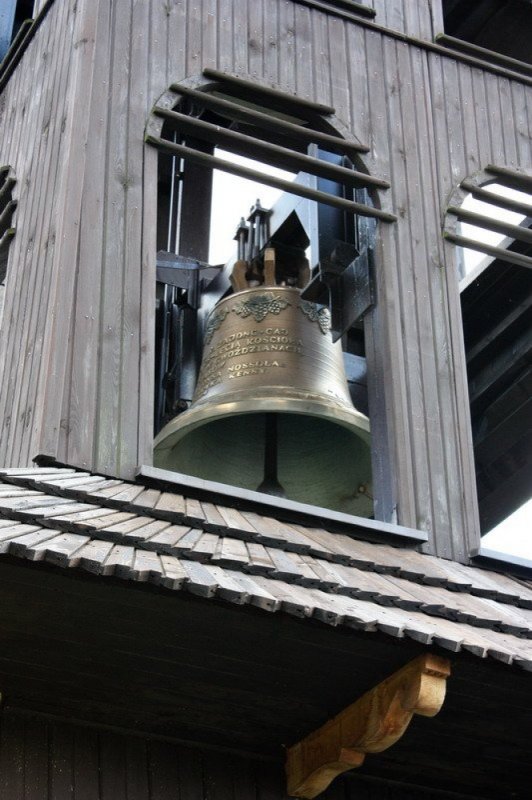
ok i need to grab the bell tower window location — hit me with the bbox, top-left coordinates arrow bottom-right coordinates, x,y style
445,166 -> 532,559
145,71 -> 399,524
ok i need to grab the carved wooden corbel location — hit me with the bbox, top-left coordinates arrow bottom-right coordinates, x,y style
286,653 -> 451,798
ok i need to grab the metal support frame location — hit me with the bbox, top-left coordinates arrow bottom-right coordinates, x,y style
155,252 -> 220,433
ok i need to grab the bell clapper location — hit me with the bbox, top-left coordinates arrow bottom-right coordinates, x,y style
256,413 -> 287,498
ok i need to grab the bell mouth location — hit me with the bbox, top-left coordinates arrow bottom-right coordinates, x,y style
154,400 -> 372,517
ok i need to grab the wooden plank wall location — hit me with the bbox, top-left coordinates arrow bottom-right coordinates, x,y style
0,0 -> 87,469
368,0 -> 437,39
0,710 -> 484,800
0,0 -> 530,560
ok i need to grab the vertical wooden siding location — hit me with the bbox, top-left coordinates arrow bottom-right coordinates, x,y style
0,0 -> 530,560
369,0 -> 438,39
0,711 -> 483,800
0,0 -> 85,467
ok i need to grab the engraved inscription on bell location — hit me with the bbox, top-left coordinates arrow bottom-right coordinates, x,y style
193,287 -> 352,409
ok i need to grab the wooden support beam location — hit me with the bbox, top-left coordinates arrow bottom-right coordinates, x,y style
286,654 -> 451,799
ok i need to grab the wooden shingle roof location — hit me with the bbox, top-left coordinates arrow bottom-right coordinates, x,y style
0,466 -> 531,671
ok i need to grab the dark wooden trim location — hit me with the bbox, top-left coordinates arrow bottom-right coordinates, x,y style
153,106 -> 389,190
465,296 -> 532,365
139,464 -> 428,544
435,34 -> 532,80
3,705 -> 279,762
468,327 -> 532,406
145,134 -> 397,221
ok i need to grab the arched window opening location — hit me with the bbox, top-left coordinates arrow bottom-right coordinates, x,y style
146,71 -> 396,519
0,166 -> 16,325
445,166 -> 532,558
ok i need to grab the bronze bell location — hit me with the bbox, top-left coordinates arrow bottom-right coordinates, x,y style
154,250 -> 373,516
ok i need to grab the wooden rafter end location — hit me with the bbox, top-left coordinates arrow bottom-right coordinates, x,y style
286,653 -> 451,798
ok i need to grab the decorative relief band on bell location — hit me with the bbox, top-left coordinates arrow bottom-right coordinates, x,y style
204,308 -> 230,345
299,301 -> 332,335
232,292 -> 291,322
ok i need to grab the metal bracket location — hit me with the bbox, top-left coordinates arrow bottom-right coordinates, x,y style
301,243 -> 375,341
156,251 -> 220,309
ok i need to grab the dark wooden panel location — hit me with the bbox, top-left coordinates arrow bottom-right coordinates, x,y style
0,560 -> 530,797
0,706 -> 493,800
23,716 -> 50,800
148,741 -> 180,800
0,713 -> 25,798
73,727 -> 100,800
49,722 -> 75,800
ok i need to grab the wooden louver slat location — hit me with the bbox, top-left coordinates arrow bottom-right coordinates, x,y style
0,177 -> 16,208
0,227 -> 15,252
202,68 -> 336,116
0,169 -> 16,254
149,81 -> 393,223
0,199 -> 17,235
460,181 -> 532,218
444,232 -> 532,270
447,206 -> 532,245
169,83 -> 369,154
153,106 -> 389,191
485,165 -> 532,192
145,134 -> 397,223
